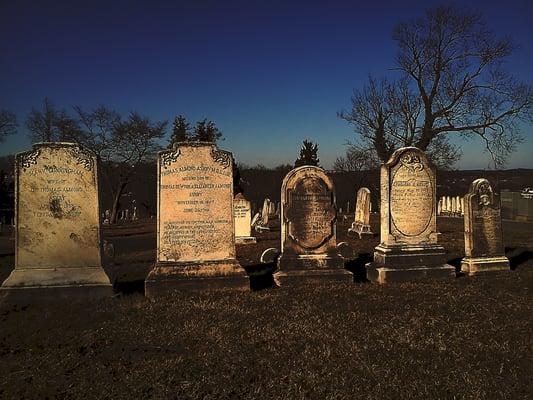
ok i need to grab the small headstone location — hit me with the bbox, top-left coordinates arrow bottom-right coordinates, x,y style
446,196 -> 452,215
275,166 -> 351,285
234,193 -> 256,244
348,187 -> 373,239
461,178 -> 509,275
103,209 -> 111,225
451,197 -> 457,215
460,197 -> 465,216
251,212 -> 260,227
456,196 -> 462,216
145,142 -> 247,296
437,198 -> 442,215
366,147 -> 455,283
0,142 -> 112,302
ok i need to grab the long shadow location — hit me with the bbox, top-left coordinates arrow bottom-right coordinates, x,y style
113,279 -> 145,296
506,247 -> 533,271
447,257 -> 463,275
244,263 -> 276,291
344,252 -> 372,283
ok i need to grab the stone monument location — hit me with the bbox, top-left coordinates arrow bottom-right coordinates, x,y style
0,142 -> 112,302
254,198 -> 271,232
234,193 -> 256,244
366,147 -> 455,283
145,142 -> 247,296
348,187 -> 373,238
461,178 -> 509,275
275,166 -> 351,285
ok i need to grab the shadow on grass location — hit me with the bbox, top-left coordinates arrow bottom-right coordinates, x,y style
446,257 -> 463,275
114,279 -> 145,296
506,247 -> 533,271
244,263 -> 276,291
345,253 -> 372,283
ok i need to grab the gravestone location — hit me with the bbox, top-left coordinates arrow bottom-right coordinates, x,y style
145,142 -> 247,296
0,142 -> 112,302
255,198 -> 271,232
366,147 -> 455,283
456,196 -> 462,216
451,197 -> 457,215
348,187 -> 373,239
275,166 -> 351,285
461,178 -> 509,275
437,198 -> 442,215
234,193 -> 256,244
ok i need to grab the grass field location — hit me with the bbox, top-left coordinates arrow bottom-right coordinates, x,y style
0,217 -> 532,399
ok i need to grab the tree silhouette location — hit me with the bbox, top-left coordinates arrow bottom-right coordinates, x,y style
340,5 -> 533,168
168,115 -> 190,148
0,110 -> 17,142
294,140 -> 320,168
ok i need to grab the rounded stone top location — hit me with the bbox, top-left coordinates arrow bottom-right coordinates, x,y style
385,146 -> 432,168
281,165 -> 333,188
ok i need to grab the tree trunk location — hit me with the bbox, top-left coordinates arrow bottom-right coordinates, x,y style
110,181 -> 127,224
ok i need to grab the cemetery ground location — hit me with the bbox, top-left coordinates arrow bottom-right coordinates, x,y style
0,217 -> 532,399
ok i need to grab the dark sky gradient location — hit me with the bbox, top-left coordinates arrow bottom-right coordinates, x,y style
1,0 -> 532,168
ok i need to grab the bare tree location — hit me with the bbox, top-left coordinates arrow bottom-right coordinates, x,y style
340,5 -> 532,168
26,98 -> 86,144
0,109 -> 17,142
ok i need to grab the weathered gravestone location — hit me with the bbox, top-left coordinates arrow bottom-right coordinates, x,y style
0,143 -> 112,302
461,178 -> 509,275
366,147 -> 455,283
234,193 -> 256,244
275,166 -> 351,285
145,142 -> 247,296
348,187 -> 373,239
255,198 -> 271,232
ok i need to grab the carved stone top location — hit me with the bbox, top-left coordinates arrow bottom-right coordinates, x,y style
159,142 -> 232,169
17,142 -> 96,172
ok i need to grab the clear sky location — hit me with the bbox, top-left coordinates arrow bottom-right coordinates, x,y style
1,0 -> 532,169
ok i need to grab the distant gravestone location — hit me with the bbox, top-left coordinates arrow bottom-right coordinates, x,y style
348,187 -> 373,239
461,178 -> 509,275
275,166 -> 351,285
451,197 -> 457,215
255,198 -> 271,232
145,142 -> 247,296
366,147 -> 455,283
437,198 -> 442,215
234,193 -> 256,244
0,143 -> 112,302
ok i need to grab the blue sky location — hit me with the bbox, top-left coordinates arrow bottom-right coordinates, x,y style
1,0 -> 532,169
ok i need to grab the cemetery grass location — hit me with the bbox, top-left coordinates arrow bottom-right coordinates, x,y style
0,217 -> 532,399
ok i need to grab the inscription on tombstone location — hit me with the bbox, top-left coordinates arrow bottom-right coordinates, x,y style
366,147 -> 455,283
234,193 -> 256,244
145,142 -> 247,296
461,178 -> 509,275
0,143 -> 112,302
276,166 -> 351,285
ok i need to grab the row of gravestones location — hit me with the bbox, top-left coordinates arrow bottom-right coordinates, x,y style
437,196 -> 464,216
0,142 -> 509,303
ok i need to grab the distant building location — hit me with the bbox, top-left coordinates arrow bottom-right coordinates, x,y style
501,189 -> 533,221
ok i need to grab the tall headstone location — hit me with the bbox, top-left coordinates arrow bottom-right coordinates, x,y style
348,187 -> 373,239
366,147 -> 455,283
461,178 -> 509,275
0,143 -> 112,302
145,142 -> 247,296
275,166 -> 351,285
234,193 -> 256,244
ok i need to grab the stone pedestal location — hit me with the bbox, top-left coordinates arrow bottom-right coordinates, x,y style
348,222 -> 373,239
276,166 -> 352,285
367,147 -> 455,283
348,187 -> 374,239
145,260 -> 248,297
461,256 -> 510,275
144,142 -> 248,297
0,143 -> 112,303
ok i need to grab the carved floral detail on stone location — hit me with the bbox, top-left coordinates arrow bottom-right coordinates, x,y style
210,148 -> 231,169
66,146 -> 95,171
399,153 -> 424,173
161,149 -> 181,169
18,149 -> 41,171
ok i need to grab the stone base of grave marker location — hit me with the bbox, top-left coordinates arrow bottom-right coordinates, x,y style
347,222 -> 373,239
460,256 -> 510,276
275,253 -> 352,286
0,267 -> 113,303
366,244 -> 455,283
235,236 -> 257,244
145,260 -> 248,297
